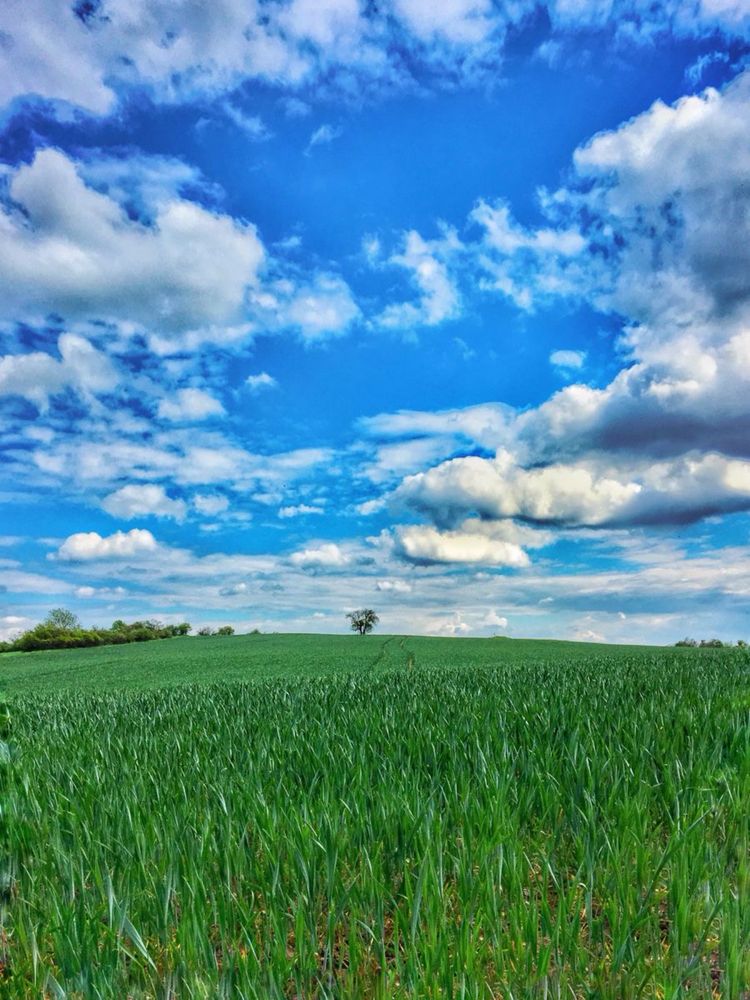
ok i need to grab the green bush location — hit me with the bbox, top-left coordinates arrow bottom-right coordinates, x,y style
2,611 -> 194,655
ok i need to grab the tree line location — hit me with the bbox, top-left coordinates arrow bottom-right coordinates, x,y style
0,609 -> 236,653
674,638 -> 747,648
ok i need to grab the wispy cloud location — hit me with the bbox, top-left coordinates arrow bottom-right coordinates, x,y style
245,372 -> 278,393
305,123 -> 343,156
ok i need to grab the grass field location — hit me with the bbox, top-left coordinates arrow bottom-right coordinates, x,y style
1,633 -> 749,997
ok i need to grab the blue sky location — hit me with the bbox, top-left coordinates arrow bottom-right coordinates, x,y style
1,0 -> 750,643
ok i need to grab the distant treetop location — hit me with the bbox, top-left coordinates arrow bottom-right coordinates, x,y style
346,609 -> 379,636
45,608 -> 81,631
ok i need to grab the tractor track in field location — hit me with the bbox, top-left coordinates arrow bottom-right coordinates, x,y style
370,636 -> 416,672
397,636 -> 416,670
369,636 -> 394,670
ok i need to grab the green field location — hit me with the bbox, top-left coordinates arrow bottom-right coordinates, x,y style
1,634 -> 749,998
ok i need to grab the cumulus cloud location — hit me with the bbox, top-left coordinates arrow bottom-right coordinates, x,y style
0,0 -> 116,113
377,229 -> 461,330
78,153 -> 219,219
483,610 -> 508,628
55,528 -> 158,561
395,452 -> 635,526
396,450 -> 750,529
371,70 -> 750,552
395,522 -> 530,567
469,198 -> 589,310
279,274 -> 361,341
289,542 -> 350,568
158,388 -> 226,422
249,272 -> 360,342
0,615 -> 33,642
432,612 -> 472,636
571,77 -> 750,326
101,484 -> 187,522
0,333 -> 118,410
0,149 -> 264,336
2,0 -> 748,121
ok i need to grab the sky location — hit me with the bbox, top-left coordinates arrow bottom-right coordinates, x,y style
1,0 -> 750,644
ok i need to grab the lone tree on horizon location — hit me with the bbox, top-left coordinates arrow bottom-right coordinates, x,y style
45,608 -> 81,631
346,609 -> 379,636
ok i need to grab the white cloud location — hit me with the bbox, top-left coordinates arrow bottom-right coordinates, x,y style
380,74 -> 750,332
193,494 -> 230,516
685,50 -> 730,86
221,102 -> 271,140
354,403 -> 515,490
550,349 -> 586,371
2,0 -> 748,123
375,578 -> 413,593
395,523 -> 530,567
29,428 -> 333,494
245,372 -> 278,392
0,0 -> 115,113
392,0 -> 496,43
360,437 -> 462,485
289,542 -> 350,568
0,615 -> 32,642
377,229 -> 461,330
282,97 -> 311,118
483,610 -> 508,628
101,484 -> 187,522
360,402 -> 512,451
0,333 -> 118,410
396,449 -> 750,529
278,504 -> 325,518
277,274 -> 361,341
0,149 -> 264,336
432,611 -> 472,635
282,0 -> 365,45
305,123 -> 343,154
473,199 -> 585,257
56,528 -> 158,561
470,198 -> 588,310
158,388 -> 226,422
247,272 -> 360,343
572,627 -> 607,643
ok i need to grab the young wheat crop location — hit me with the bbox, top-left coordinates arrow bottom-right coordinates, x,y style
1,637 -> 748,997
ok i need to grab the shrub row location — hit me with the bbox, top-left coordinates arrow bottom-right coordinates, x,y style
0,618 -> 192,654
